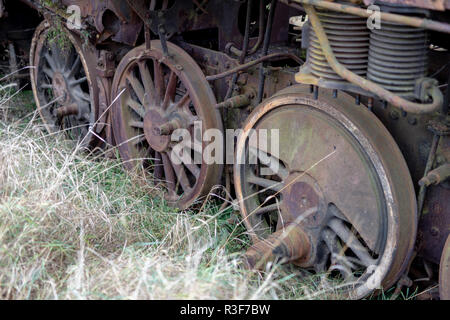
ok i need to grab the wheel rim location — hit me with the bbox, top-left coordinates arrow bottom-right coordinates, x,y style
234,85 -> 417,299
440,235 -> 450,300
111,41 -> 223,210
30,21 -> 97,146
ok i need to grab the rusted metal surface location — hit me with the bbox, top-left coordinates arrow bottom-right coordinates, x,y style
215,92 -> 253,109
303,4 -> 443,114
4,0 -> 448,299
419,163 -> 450,186
308,10 -> 369,82
205,52 -> 303,82
440,235 -> 450,300
364,0 -> 450,11
418,183 -> 450,264
245,225 -> 312,270
234,84 -> 417,298
283,0 -> 450,34
227,0 -> 265,57
52,0 -> 143,46
29,21 -> 101,148
111,40 -> 223,210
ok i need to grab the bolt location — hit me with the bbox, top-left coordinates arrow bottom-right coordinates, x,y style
390,110 -> 399,120
431,227 -> 439,237
436,155 -> 446,165
368,97 -> 374,111
408,117 -> 418,126
301,197 -> 308,206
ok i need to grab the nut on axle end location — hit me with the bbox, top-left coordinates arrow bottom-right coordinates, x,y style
56,104 -> 79,118
244,224 -> 311,270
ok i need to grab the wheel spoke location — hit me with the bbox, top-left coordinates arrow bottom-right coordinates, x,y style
129,120 -> 144,129
183,161 -> 200,180
68,55 -> 81,78
126,97 -> 145,118
253,202 -> 282,216
41,83 -> 53,89
150,0 -> 157,10
176,93 -> 191,109
44,52 -> 58,71
171,161 -> 192,193
127,74 -> 145,105
153,60 -> 165,104
80,91 -> 91,102
162,71 -> 178,109
249,147 -> 289,180
138,61 -> 156,107
161,153 -> 176,192
132,134 -> 146,146
70,76 -> 87,86
328,264 -> 357,283
247,174 -> 283,192
172,151 -> 201,179
43,66 -> 54,78
328,219 -> 376,268
72,87 -> 90,103
154,152 -> 164,181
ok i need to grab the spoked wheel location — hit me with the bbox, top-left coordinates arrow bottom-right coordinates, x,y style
111,41 -> 223,210
30,21 -> 99,147
234,85 -> 417,299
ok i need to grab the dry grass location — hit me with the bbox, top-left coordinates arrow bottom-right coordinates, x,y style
0,83 -> 353,300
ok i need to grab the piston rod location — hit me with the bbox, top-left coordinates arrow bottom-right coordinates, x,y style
283,0 -> 450,34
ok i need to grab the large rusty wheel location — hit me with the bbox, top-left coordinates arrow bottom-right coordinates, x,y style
30,21 -> 99,148
234,85 -> 417,299
440,235 -> 450,300
111,41 -> 223,210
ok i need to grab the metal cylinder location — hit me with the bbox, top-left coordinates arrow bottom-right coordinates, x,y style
308,9 -> 370,82
367,5 -> 429,97
244,224 -> 311,270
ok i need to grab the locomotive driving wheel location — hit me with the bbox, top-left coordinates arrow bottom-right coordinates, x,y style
234,85 -> 417,299
30,21 -> 99,147
111,41 -> 223,210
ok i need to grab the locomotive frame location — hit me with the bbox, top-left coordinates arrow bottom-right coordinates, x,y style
1,0 -> 449,299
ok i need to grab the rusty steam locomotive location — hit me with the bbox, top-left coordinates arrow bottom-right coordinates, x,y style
0,0 -> 449,299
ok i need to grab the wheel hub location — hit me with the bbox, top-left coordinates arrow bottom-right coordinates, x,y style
52,72 -> 69,103
280,172 -> 327,229
31,21 -> 97,146
143,109 -> 171,152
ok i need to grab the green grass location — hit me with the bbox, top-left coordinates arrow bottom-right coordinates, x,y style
1,85 -> 422,300
1,87 -> 346,300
